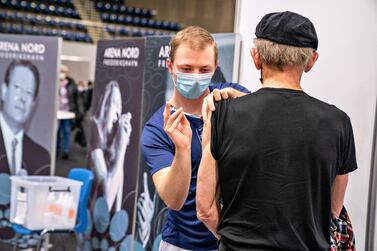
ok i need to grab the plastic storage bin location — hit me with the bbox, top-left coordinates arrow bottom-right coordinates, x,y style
10,176 -> 82,230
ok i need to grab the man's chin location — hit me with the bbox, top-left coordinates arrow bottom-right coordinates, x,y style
12,118 -> 27,125
6,117 -> 27,129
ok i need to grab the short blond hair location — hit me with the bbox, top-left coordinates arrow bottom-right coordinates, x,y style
254,38 -> 314,70
170,26 -> 218,64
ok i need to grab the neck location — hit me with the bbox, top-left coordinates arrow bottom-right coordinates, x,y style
169,89 -> 210,117
2,112 -> 22,134
261,65 -> 303,91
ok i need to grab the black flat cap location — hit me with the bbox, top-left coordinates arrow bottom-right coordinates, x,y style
255,11 -> 318,50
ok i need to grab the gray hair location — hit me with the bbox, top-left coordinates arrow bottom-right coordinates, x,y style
254,38 -> 314,70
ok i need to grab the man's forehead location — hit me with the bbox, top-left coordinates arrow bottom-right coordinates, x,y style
175,43 -> 214,55
10,66 -> 34,80
9,66 -> 36,89
174,44 -> 216,66
175,62 -> 213,68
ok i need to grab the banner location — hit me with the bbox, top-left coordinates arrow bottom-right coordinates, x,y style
0,34 -> 60,248
134,36 -> 171,251
134,33 -> 241,251
87,38 -> 145,251
213,33 -> 241,84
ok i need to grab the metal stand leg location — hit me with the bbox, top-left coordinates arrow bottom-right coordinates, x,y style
12,233 -> 19,251
36,229 -> 49,251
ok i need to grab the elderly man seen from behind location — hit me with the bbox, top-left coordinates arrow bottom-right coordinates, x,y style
197,11 -> 357,251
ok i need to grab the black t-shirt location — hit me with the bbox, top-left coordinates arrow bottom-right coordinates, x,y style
211,88 -> 357,251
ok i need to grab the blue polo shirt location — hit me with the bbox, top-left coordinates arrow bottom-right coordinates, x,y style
141,83 -> 250,250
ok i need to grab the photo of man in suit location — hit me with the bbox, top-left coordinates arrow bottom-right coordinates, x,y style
0,60 -> 50,176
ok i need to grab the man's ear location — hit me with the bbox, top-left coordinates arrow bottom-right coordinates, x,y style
1,82 -> 7,102
250,48 -> 262,70
304,51 -> 319,73
166,58 -> 173,75
31,99 -> 36,109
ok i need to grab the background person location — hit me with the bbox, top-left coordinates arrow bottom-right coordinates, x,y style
57,64 -> 78,159
197,11 -> 357,250
86,80 -> 93,112
74,80 -> 89,147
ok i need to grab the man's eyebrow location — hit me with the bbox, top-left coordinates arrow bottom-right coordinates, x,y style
177,64 -> 212,68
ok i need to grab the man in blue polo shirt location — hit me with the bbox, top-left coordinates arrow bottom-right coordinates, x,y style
141,26 -> 250,250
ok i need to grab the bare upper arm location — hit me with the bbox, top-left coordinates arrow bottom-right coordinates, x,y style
151,167 -> 170,197
331,173 -> 349,216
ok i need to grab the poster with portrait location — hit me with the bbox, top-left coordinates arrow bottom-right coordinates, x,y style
86,38 -> 145,251
0,34 -> 60,248
134,35 -> 171,251
133,33 -> 241,251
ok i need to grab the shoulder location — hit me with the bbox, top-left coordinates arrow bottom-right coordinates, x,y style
145,105 -> 165,126
89,119 -> 101,135
23,134 -> 51,174
305,94 -> 350,121
142,105 -> 170,145
214,88 -> 257,112
23,134 -> 50,158
210,82 -> 250,93
89,119 -> 103,150
0,131 -> 3,142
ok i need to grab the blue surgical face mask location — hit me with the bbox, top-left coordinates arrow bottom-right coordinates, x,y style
173,69 -> 213,100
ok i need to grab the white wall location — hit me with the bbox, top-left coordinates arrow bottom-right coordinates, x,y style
61,41 -> 97,82
235,0 -> 377,249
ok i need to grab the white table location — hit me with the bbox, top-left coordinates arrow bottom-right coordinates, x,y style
57,111 -> 75,120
